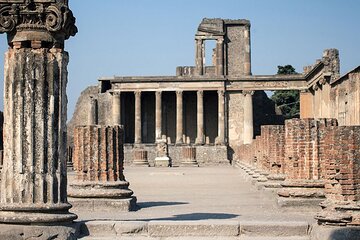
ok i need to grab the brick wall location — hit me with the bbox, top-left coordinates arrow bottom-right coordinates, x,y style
323,126 -> 360,202
284,118 -> 337,180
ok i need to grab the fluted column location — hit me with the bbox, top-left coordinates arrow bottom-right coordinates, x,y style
134,91 -> 142,144
0,1 -> 78,224
176,90 -> 184,144
155,91 -> 162,141
89,97 -> 98,125
112,91 -> 121,125
243,90 -> 254,144
195,39 -> 204,75
216,90 -> 225,145
195,90 -> 204,145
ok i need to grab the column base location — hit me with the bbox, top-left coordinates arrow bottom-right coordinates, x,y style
277,180 -> 325,209
315,200 -> 360,226
69,196 -> 137,212
0,203 -> 77,224
133,160 -> 150,167
181,160 -> 199,167
155,157 -> 171,167
68,181 -> 133,199
0,222 -> 79,240
215,137 -> 225,146
195,138 -> 204,145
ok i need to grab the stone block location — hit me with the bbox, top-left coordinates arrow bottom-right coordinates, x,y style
148,220 -> 240,237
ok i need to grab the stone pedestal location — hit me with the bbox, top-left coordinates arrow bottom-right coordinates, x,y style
181,147 -> 199,167
155,140 -> 171,167
133,149 -> 149,167
277,180 -> 325,208
69,125 -> 136,211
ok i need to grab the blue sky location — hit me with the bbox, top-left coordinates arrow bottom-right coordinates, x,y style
0,0 -> 359,118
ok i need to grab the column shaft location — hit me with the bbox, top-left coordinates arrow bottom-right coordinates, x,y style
134,91 -> 142,144
216,38 -> 224,76
243,91 -> 254,144
195,39 -> 204,75
0,48 -> 76,223
244,25 -> 252,75
195,90 -> 204,145
176,91 -> 183,144
155,91 -> 162,141
112,92 -> 121,125
89,97 -> 97,125
216,90 -> 225,145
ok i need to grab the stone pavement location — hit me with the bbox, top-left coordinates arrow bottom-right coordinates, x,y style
71,166 -> 316,222
69,166 -> 323,239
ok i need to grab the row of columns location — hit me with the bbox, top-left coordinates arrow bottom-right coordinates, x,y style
112,90 -> 226,145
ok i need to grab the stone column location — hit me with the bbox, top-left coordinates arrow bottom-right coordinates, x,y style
195,90 -> 205,145
69,125 -> 136,211
243,90 -> 254,144
0,0 -> 77,225
244,24 -> 252,75
155,91 -> 162,141
216,37 -> 224,76
89,97 -> 98,125
195,39 -> 204,75
112,91 -> 121,125
176,90 -> 184,144
215,90 -> 225,145
134,91 -> 142,144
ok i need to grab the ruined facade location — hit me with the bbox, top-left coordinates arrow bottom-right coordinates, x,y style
69,18 -> 360,167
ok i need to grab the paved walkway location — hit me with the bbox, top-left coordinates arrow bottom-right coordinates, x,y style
72,166 -> 316,223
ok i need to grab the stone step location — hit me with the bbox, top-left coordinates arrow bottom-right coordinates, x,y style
79,220 -> 310,238
81,237 -> 310,240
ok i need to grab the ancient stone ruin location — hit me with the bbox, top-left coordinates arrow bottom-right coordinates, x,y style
0,0 -> 78,238
0,4 -> 359,237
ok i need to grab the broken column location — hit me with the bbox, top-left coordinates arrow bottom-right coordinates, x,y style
69,125 -> 136,211
316,126 -> 360,226
277,118 -> 338,208
0,0 -> 77,228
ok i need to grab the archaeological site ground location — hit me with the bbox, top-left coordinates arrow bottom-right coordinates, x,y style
0,1 -> 359,239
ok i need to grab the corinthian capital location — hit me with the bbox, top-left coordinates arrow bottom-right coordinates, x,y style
0,0 -> 77,47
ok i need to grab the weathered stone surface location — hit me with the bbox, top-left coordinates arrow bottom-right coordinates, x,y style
69,125 -> 134,200
154,139 -> 171,167
133,148 -> 150,166
148,221 -> 240,237
0,47 -> 77,224
181,146 -> 198,167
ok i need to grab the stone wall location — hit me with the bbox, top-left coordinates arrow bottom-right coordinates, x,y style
124,144 -> 228,167
237,118 -> 360,225
226,24 -> 247,76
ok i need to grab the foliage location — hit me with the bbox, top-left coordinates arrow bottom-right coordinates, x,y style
271,65 -> 300,119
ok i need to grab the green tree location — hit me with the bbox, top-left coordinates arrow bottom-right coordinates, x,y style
271,65 -> 300,119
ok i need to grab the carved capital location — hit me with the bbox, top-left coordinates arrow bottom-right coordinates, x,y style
155,91 -> 162,98
112,91 -> 121,97
217,90 -> 225,97
134,91 -> 141,98
0,0 -> 77,47
312,84 -> 319,92
242,90 -> 254,96
319,77 -> 327,85
176,90 -> 183,97
197,90 -> 204,98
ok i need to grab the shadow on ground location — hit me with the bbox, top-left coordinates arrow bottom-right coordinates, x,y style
137,201 -> 188,209
139,212 -> 239,221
